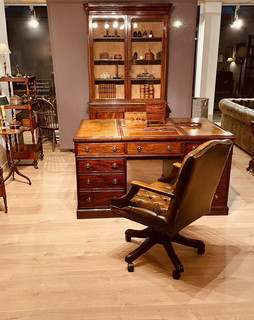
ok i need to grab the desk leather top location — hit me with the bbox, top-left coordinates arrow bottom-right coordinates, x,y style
73,118 -> 235,142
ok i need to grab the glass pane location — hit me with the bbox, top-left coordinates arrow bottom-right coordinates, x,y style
92,17 -> 125,99
130,19 -> 163,100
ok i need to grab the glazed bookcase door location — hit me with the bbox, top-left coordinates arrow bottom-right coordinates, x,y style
89,15 -> 127,100
129,17 -> 165,101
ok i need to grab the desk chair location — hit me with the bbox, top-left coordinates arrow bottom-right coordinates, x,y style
0,167 -> 7,213
111,139 -> 232,279
37,98 -> 59,152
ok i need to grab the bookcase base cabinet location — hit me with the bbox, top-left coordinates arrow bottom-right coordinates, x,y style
89,103 -> 147,119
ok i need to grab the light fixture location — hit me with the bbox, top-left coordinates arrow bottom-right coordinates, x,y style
104,22 -> 110,37
133,23 -> 138,29
235,46 -> 247,94
173,20 -> 183,28
120,24 -> 124,30
0,43 -> 11,77
235,46 -> 247,64
227,57 -> 235,63
92,22 -> 98,29
231,6 -> 243,29
28,6 -> 39,28
113,20 -> 120,37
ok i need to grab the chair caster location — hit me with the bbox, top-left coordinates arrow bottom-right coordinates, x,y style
172,269 -> 181,280
127,262 -> 134,272
125,235 -> 131,242
198,245 -> 205,255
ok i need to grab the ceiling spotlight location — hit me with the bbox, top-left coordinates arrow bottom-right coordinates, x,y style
28,6 -> 39,28
173,20 -> 183,28
231,6 -> 243,29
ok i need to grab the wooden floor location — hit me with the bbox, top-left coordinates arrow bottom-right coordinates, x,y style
0,142 -> 253,320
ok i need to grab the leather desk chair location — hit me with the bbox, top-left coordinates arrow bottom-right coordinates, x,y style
111,139 -> 232,279
0,167 -> 7,213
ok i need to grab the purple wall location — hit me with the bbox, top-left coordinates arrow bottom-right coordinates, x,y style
47,0 -> 197,149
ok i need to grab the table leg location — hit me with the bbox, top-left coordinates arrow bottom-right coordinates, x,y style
3,134 -> 32,185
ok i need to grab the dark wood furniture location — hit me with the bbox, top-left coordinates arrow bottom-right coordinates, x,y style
0,127 -> 31,185
111,140 -> 233,279
243,35 -> 254,97
85,3 -> 171,119
37,98 -> 59,152
247,120 -> 254,174
0,76 -> 43,168
73,118 -> 235,219
0,167 -> 7,213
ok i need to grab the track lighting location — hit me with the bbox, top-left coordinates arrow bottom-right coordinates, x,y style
231,6 -> 243,29
28,6 -> 39,28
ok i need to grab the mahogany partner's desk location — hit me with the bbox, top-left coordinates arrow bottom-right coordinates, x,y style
73,118 -> 235,219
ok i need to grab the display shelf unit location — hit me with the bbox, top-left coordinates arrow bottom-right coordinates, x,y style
0,75 -> 43,168
85,2 -> 171,119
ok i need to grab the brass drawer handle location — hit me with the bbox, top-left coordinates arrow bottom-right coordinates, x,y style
112,163 -> 118,169
137,146 -> 142,152
214,194 -> 219,200
113,146 -> 117,152
167,145 -> 172,152
113,178 -> 118,185
86,179 -> 91,185
87,197 -> 92,203
86,163 -> 91,169
85,146 -> 90,153
192,145 -> 197,150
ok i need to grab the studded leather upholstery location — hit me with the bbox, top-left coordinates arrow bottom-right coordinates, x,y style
112,140 -> 233,237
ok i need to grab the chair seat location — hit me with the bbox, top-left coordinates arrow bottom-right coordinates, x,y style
112,181 -> 174,231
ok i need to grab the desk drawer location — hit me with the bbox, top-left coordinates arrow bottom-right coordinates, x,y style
79,173 -> 125,189
77,143 -> 125,155
77,158 -> 125,172
127,142 -> 183,155
78,190 -> 125,208
185,142 -> 202,154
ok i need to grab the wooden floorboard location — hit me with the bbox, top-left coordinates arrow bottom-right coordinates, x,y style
0,142 -> 253,319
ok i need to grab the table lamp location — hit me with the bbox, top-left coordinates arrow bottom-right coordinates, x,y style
0,95 -> 9,129
0,43 -> 11,78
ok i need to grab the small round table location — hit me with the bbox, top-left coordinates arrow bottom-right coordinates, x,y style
0,127 -> 31,185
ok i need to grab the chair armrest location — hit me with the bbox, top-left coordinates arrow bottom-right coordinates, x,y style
111,184 -> 141,208
111,179 -> 178,209
158,162 -> 182,183
131,181 -> 177,200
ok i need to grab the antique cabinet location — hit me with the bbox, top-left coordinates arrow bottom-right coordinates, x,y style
0,76 -> 43,168
84,3 -> 172,119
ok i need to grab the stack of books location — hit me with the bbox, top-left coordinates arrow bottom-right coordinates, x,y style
99,84 -> 116,98
140,84 -> 154,99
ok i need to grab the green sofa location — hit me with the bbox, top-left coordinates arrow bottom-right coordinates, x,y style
219,98 -> 254,154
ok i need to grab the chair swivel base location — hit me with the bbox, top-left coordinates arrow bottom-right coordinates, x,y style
124,228 -> 205,279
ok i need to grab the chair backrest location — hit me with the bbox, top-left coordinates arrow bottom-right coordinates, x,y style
37,98 -> 58,130
167,139 -> 232,236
